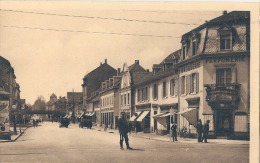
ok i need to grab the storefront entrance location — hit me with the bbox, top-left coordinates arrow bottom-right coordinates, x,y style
216,110 -> 233,137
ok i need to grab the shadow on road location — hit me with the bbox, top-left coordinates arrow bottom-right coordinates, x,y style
128,148 -> 145,151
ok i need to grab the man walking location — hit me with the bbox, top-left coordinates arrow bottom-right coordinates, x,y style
202,120 -> 210,143
196,119 -> 203,143
171,123 -> 178,142
118,112 -> 132,150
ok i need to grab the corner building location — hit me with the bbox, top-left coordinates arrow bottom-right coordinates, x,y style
177,11 -> 250,139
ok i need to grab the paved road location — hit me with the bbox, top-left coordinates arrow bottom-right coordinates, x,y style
0,122 -> 249,163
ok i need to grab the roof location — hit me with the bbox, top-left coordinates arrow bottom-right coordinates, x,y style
135,49 -> 180,86
182,11 -> 250,40
128,62 -> 146,72
67,92 -> 82,103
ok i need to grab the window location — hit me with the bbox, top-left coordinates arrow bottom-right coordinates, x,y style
190,73 -> 199,93
181,76 -> 186,95
182,46 -> 186,60
121,95 -> 123,106
124,94 -> 126,106
216,68 -> 231,86
127,93 -> 130,105
162,81 -> 167,98
137,89 -> 142,102
192,41 -> 197,56
170,79 -> 177,96
220,33 -> 232,50
153,83 -> 158,99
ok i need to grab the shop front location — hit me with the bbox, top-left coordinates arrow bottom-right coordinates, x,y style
135,103 -> 151,133
204,83 -> 243,139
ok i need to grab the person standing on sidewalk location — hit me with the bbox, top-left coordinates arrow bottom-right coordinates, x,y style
118,112 -> 132,150
171,123 -> 178,142
202,120 -> 210,143
196,119 -> 203,143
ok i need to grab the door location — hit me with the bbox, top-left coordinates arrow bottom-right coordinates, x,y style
216,110 -> 233,137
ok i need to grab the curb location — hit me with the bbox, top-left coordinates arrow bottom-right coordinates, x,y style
0,126 -> 30,143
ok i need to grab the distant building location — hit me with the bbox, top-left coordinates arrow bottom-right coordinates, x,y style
46,93 -> 58,112
67,92 -> 82,117
119,60 -> 148,120
82,59 -> 117,113
100,75 -> 121,129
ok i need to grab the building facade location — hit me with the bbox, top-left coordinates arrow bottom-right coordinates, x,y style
82,59 -> 117,112
177,11 -> 250,139
134,50 -> 180,134
100,76 -> 121,129
119,60 -> 147,120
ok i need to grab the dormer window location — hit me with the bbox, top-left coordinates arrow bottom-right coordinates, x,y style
218,24 -> 234,51
192,40 -> 197,56
220,33 -> 232,50
182,46 -> 186,60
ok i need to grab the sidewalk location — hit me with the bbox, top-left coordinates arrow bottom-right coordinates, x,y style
0,125 -> 30,143
91,125 -> 249,145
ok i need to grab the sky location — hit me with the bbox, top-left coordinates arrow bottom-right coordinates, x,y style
0,1 -> 254,104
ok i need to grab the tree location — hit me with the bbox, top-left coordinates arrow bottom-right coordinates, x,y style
32,96 -> 46,110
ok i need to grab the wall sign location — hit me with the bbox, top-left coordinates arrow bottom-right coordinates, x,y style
206,56 -> 245,64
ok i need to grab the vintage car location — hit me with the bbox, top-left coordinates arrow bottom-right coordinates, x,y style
59,117 -> 70,128
79,116 -> 92,129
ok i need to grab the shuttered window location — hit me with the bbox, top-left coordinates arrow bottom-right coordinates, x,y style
186,75 -> 190,94
153,83 -> 158,99
234,115 -> 247,132
170,79 -> 175,96
181,76 -> 185,95
162,81 -> 167,97
174,79 -> 178,95
196,73 -> 199,93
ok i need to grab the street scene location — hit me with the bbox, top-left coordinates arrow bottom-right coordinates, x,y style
0,122 -> 249,163
0,1 -> 259,163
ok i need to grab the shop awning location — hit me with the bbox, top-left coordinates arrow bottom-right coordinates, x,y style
67,115 -> 72,118
63,115 -> 68,118
89,112 -> 95,116
176,108 -> 197,125
78,112 -> 85,118
136,111 -> 150,122
129,112 -> 141,121
153,112 -> 171,127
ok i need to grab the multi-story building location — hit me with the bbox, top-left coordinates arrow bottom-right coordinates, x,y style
119,60 -> 147,120
0,56 -> 20,139
134,50 -> 180,134
67,92 -> 82,118
176,11 -> 250,139
46,93 -> 58,112
82,59 -> 117,113
100,75 -> 121,129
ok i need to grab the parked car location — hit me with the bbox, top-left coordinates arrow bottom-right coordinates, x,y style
79,118 -> 92,129
59,117 -> 70,128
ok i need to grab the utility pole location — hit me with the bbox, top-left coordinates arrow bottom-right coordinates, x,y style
72,89 -> 75,124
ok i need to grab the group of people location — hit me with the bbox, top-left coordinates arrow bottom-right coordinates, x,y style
196,119 -> 210,143
118,112 -> 211,150
171,119 -> 210,143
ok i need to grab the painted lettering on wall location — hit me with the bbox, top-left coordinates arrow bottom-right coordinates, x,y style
206,56 -> 245,64
180,61 -> 201,73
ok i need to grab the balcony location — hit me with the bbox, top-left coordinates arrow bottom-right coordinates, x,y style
204,83 -> 240,109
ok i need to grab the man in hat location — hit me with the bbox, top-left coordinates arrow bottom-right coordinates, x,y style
171,123 -> 178,142
118,112 -> 132,150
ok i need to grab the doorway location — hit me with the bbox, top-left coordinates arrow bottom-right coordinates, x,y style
216,110 -> 233,137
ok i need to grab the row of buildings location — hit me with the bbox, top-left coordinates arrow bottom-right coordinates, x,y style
48,11 -> 250,139
0,56 -> 27,139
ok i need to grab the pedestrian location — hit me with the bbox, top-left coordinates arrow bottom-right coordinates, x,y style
171,123 -> 178,142
118,112 -> 132,150
196,119 -> 203,143
202,120 -> 210,143
33,119 -> 36,128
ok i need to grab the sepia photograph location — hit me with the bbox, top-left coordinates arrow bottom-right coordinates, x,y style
0,1 -> 259,163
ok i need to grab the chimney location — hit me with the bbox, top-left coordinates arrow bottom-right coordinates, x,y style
135,60 -> 139,65
223,10 -> 227,15
105,59 -> 107,64
117,68 -> 121,76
